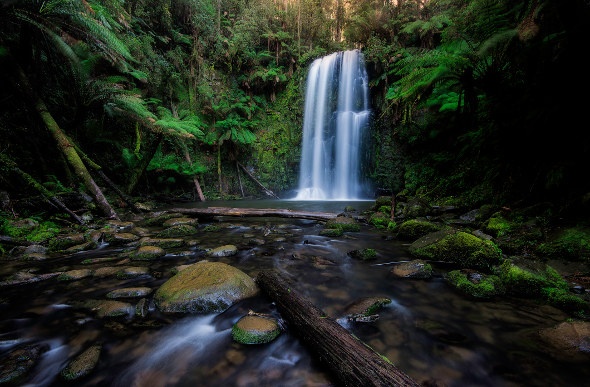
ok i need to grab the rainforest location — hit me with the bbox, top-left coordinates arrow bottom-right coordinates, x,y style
0,1 -> 589,386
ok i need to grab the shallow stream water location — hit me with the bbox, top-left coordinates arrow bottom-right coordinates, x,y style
0,199 -> 588,386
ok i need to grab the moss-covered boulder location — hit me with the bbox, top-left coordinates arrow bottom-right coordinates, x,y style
390,259 -> 433,279
156,224 -> 198,238
60,344 -> 101,381
482,213 -> 513,238
324,217 -> 361,232
106,287 -> 153,299
48,233 -> 86,252
402,197 -> 431,219
57,269 -> 93,281
397,219 -> 444,241
138,237 -> 185,249
497,259 -> 589,316
537,227 -> 590,262
154,261 -> 258,313
231,314 -> 281,344
445,270 -> 503,299
409,230 -> 503,272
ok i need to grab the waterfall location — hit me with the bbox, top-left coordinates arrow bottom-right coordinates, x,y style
294,50 -> 371,200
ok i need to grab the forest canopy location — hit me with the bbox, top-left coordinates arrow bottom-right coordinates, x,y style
0,0 -> 588,219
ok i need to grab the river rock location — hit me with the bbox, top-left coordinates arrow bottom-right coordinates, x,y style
538,321 -> 590,362
153,261 -> 258,313
106,287 -> 153,299
60,344 -> 102,380
57,269 -> 93,281
131,245 -> 166,261
0,343 -> 50,384
162,217 -> 199,227
390,259 -> 433,279
231,314 -> 281,344
207,244 -> 238,257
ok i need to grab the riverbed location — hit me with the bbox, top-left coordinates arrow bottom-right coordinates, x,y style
0,199 -> 587,386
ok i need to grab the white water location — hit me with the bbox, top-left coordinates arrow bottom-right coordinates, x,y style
295,50 -> 371,200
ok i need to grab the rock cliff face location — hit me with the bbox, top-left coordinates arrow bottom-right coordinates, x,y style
153,261 -> 258,313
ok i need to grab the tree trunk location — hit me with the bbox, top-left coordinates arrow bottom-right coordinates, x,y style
126,132 -> 163,195
0,154 -> 85,225
256,270 -> 420,387
12,63 -> 118,220
237,161 -> 280,199
166,206 -> 338,221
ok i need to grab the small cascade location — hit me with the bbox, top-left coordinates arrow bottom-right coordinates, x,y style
295,50 -> 371,200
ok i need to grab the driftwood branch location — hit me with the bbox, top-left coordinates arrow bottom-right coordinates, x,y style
166,206 -> 338,221
256,270 -> 420,387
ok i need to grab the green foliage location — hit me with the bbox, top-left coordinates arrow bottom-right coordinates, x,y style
446,270 -> 503,299
537,227 -> 590,262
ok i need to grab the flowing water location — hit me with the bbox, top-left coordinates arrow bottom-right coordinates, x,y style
295,50 -> 371,200
0,200 -> 588,386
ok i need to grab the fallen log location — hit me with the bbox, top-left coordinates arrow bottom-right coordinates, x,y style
256,270 -> 420,387
166,207 -> 339,221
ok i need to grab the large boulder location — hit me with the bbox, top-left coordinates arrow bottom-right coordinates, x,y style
154,261 -> 258,313
409,230 -> 503,272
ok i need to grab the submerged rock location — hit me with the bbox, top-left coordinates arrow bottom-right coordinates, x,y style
538,321 -> 590,362
153,261 -> 258,313
390,259 -> 433,279
0,343 -> 50,384
207,244 -> 238,257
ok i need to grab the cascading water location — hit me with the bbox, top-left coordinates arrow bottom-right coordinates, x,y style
295,49 -> 371,200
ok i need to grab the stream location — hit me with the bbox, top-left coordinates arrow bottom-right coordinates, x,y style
0,199 -> 588,386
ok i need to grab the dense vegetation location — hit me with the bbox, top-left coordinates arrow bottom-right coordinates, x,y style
0,0 -> 588,221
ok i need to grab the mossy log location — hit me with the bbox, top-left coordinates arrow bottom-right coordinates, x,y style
256,270 -> 420,387
167,207 -> 338,221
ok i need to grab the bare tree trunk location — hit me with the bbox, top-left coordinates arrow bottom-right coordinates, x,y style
13,63 -> 118,220
237,162 -> 280,199
0,154 -> 85,224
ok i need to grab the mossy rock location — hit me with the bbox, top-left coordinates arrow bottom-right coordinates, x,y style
154,261 -> 258,314
207,244 -> 238,257
131,245 -> 166,261
106,287 -> 153,299
140,212 -> 185,226
0,343 -> 49,384
60,344 -> 101,381
231,314 -> 281,344
390,259 -> 433,279
402,198 -> 431,219
325,217 -> 361,232
347,248 -> 377,261
373,196 -> 393,211
409,230 -> 503,272
537,227 -> 590,261
445,270 -> 503,299
85,300 -> 134,318
343,297 -> 391,317
496,259 -> 568,299
138,237 -> 185,249
162,217 -> 199,227
319,228 -> 344,237
483,213 -> 513,237
48,233 -> 86,252
57,269 -> 93,281
397,219 -> 444,241
543,288 -> 589,317
156,225 -> 198,238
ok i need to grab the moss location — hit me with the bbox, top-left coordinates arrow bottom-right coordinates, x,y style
319,228 -> 343,237
397,219 -> 443,241
497,261 -> 568,298
537,227 -> 590,261
484,214 -> 512,237
410,231 -> 503,272
446,270 -> 503,299
231,315 -> 281,344
348,248 -> 377,261
369,212 -> 390,229
378,205 -> 391,214
0,218 -> 59,243
203,224 -> 221,232
543,287 -> 589,317
156,224 -> 197,238
325,217 -> 361,232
